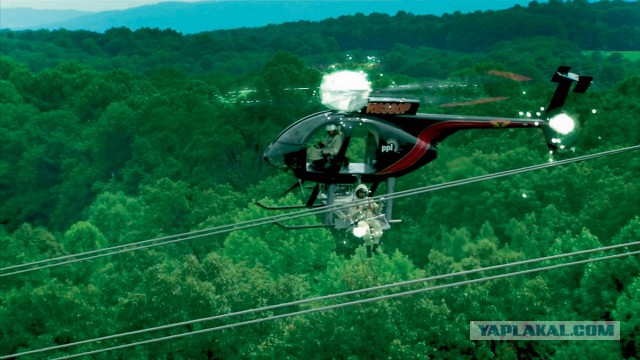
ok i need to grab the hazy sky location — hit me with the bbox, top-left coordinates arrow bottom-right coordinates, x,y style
0,0 -> 205,12
0,0 -> 548,13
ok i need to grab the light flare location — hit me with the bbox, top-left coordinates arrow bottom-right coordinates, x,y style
320,70 -> 372,112
548,113 -> 576,135
352,225 -> 367,238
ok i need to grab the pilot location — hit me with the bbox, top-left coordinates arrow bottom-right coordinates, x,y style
308,124 -> 343,170
348,184 -> 383,258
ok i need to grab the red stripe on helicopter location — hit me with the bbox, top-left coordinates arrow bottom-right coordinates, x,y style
377,121 -> 495,175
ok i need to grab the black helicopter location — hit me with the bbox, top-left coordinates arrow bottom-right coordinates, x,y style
261,66 -> 593,230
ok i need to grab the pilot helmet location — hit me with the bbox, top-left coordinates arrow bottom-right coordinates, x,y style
355,184 -> 369,198
325,124 -> 338,132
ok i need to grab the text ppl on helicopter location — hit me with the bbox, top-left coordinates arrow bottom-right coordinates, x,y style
308,123 -> 343,170
348,184 -> 383,257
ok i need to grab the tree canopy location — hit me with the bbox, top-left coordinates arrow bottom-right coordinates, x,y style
1,1 -> 639,358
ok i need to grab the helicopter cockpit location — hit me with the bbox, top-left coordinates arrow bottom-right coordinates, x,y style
264,109 -> 418,183
306,118 -> 380,174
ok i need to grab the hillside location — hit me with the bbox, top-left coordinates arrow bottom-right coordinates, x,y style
3,0 -> 533,33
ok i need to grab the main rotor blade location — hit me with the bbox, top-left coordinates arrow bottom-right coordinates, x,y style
439,96 -> 509,108
487,70 -> 532,82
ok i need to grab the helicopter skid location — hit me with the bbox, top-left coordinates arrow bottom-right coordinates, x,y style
256,201 -> 324,210
275,222 -> 333,230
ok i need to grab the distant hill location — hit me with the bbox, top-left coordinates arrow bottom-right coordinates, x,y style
2,0 -> 533,34
0,8 -> 90,30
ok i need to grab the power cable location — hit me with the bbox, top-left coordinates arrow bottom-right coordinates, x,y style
4,241 -> 638,359
1,144 -> 638,277
23,250 -> 640,360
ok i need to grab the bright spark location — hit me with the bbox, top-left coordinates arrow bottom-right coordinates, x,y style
320,71 -> 372,112
549,113 -> 576,135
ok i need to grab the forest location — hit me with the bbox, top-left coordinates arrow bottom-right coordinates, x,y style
1,0 -> 639,358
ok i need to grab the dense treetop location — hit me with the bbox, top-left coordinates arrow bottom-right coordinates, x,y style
1,1 -> 639,358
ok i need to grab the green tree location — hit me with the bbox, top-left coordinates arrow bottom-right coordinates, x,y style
62,221 -> 107,254
255,51 -> 321,108
1,224 -> 64,267
614,275 -> 640,358
87,191 -> 147,244
0,80 -> 23,104
224,196 -> 334,276
0,281 -> 105,357
139,178 -> 191,236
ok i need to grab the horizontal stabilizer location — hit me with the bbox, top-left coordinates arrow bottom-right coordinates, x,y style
573,76 -> 594,93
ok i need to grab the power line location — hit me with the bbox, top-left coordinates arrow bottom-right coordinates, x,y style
5,241 -> 638,359
32,250 -> 640,360
1,144 -> 638,277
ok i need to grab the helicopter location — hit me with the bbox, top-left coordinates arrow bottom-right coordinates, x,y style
260,66 -> 593,230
